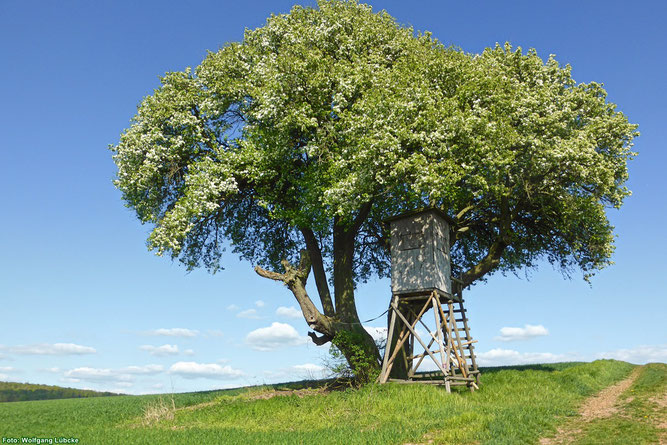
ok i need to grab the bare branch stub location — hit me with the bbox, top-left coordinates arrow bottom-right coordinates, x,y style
308,331 -> 333,346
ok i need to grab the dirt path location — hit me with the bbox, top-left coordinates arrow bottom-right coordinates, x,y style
539,367 -> 642,445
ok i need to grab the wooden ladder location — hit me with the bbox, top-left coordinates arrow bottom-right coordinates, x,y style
443,298 -> 480,390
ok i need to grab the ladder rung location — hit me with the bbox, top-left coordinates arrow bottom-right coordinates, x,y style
447,376 -> 476,382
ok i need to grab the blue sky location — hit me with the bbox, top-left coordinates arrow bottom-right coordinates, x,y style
1,0 -> 665,395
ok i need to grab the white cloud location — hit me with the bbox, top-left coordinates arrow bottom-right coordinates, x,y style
246,322 -> 308,351
43,367 -> 61,373
183,349 -> 195,356
276,306 -> 302,319
292,363 -> 325,373
415,326 -> 430,342
495,324 -> 549,342
139,344 -> 179,356
121,365 -> 164,375
7,343 -> 96,355
476,348 -> 568,367
0,369 -> 19,381
364,326 -> 388,343
292,363 -> 326,379
413,359 -> 448,373
263,363 -> 327,380
64,367 -> 133,383
226,304 -> 239,311
237,309 -> 261,319
62,364 -> 164,385
169,362 -> 244,380
255,300 -> 265,308
61,377 -> 80,384
145,328 -> 198,337
596,344 -> 667,365
206,329 -> 224,337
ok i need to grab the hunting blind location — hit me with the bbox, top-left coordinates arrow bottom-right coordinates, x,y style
379,208 -> 480,392
389,208 -> 452,297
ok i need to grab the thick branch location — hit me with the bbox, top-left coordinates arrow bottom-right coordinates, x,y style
307,331 -> 333,346
459,195 -> 512,287
349,201 -> 373,236
254,250 -> 334,341
460,238 -> 507,287
455,204 -> 476,221
301,228 -> 335,317
333,221 -> 358,319
254,266 -> 286,281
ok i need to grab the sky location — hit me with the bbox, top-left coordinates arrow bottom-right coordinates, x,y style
1,0 -> 665,395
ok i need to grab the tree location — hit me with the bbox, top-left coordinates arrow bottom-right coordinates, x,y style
110,0 -> 637,376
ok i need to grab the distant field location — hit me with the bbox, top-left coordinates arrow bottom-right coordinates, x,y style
0,360 -> 663,444
0,381 -> 120,403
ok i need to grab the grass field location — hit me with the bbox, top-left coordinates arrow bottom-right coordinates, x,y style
0,360 -> 663,444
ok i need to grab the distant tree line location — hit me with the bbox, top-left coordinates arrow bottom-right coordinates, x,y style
0,381 -> 121,402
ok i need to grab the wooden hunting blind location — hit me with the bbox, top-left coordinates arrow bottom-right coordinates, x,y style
380,208 -> 480,392
388,208 -> 453,298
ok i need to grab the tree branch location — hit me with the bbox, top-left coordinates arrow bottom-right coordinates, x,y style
455,204 -> 476,221
301,228 -> 335,317
459,238 -> 507,287
458,195 -> 512,287
307,331 -> 333,346
254,266 -> 286,281
349,201 -> 373,236
255,250 -> 334,342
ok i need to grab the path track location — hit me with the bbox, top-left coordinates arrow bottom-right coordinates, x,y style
539,367 -> 642,445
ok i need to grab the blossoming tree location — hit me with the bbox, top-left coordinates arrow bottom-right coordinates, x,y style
110,0 -> 637,373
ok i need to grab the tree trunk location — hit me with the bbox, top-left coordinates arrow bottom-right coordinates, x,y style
331,221 -> 381,377
331,321 -> 381,382
255,236 -> 381,379
256,206 -> 382,380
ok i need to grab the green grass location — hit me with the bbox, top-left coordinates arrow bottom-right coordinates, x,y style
0,360 -> 641,444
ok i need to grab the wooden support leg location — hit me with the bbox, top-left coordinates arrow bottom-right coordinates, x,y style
392,305 -> 449,377
380,291 -> 479,392
379,296 -> 399,383
385,296 -> 433,381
